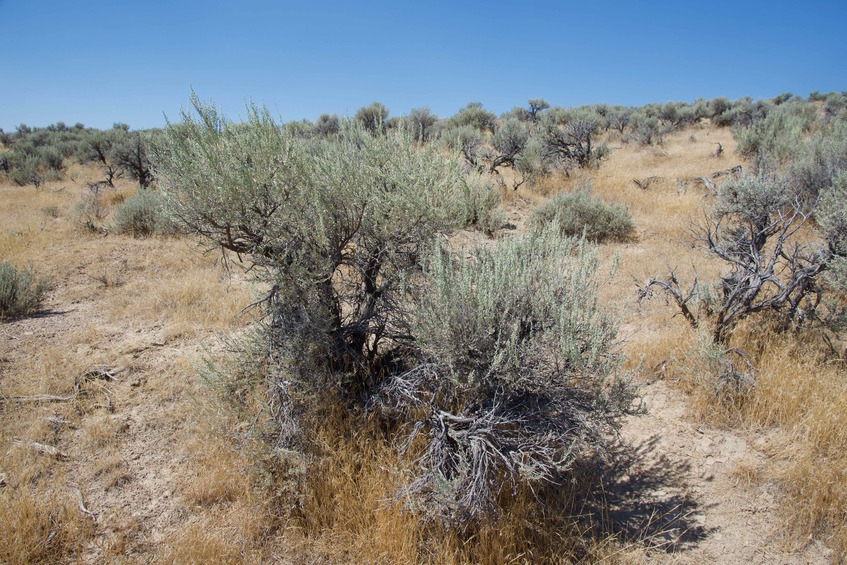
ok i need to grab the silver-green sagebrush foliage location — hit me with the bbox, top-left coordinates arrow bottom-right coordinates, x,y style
154,95 -> 494,394
528,185 -> 635,243
0,262 -> 50,320
111,189 -> 179,237
369,228 -> 635,523
154,95 -> 634,527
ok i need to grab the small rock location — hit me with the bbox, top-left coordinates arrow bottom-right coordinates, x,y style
705,456 -> 716,466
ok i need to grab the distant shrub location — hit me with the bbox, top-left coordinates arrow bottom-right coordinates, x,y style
658,101 -> 696,128
3,132 -> 71,187
110,131 -> 154,189
528,186 -> 635,243
0,262 -> 50,319
527,97 -> 551,121
708,97 -> 732,120
607,107 -> 632,134
75,183 -> 109,229
487,117 -> 529,172
404,107 -> 438,142
439,123 -> 484,168
501,106 -> 532,122
539,113 -> 605,169
787,121 -> 847,201
734,104 -> 812,171
7,154 -> 44,187
355,102 -> 389,134
111,189 -> 178,237
450,102 -> 497,133
822,93 -> 847,122
625,113 -> 663,146
313,113 -> 340,138
37,145 -> 63,170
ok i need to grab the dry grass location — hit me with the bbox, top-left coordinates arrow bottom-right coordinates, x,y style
102,247 -> 253,340
572,127 -> 847,556
161,451 -> 272,564
0,171 -> 255,562
0,480 -> 95,564
643,303 -> 847,554
735,335 -> 847,551
258,407 -> 631,564
2,126 -> 845,561
181,364 -> 639,564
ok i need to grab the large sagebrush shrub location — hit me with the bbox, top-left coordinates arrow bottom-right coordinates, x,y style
153,94 -> 634,529
640,168 -> 846,345
438,123 -> 485,168
487,117 -> 529,172
734,104 -> 809,170
528,186 -> 635,243
368,228 -> 636,523
450,102 -> 497,133
154,95 -> 487,396
354,102 -> 389,134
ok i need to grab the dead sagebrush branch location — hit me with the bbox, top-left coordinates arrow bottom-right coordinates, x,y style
1,367 -> 119,404
712,165 -> 743,178
676,176 -> 716,195
13,440 -> 69,460
632,176 -> 660,190
76,490 -> 97,523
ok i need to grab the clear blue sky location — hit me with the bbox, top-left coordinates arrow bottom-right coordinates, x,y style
2,0 -> 845,131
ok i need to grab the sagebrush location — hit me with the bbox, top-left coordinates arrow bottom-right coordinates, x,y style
0,261 -> 50,319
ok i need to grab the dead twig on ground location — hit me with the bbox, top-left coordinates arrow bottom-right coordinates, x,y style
712,165 -> 743,178
633,176 -> 660,190
76,489 -> 97,523
13,440 -> 69,460
0,366 -> 119,404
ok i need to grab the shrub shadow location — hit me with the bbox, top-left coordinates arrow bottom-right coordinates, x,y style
1,308 -> 73,324
572,434 -> 714,553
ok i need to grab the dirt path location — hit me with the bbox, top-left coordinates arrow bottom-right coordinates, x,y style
1,250 -> 229,562
615,378 -> 833,563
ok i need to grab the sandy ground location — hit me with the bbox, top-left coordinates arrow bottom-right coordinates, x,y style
616,379 -> 833,563
1,262 -> 834,563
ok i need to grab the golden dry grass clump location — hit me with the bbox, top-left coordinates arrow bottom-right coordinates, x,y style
739,333 -> 847,551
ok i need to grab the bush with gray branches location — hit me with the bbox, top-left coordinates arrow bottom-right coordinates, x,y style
370,228 -> 636,524
639,171 -> 845,345
154,94 -> 635,527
